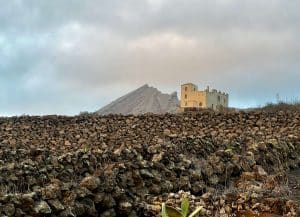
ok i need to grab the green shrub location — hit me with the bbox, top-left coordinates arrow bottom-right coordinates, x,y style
161,197 -> 203,217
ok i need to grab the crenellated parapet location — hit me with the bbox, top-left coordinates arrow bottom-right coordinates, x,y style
180,83 -> 229,111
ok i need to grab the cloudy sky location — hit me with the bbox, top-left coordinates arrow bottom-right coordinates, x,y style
1,0 -> 300,115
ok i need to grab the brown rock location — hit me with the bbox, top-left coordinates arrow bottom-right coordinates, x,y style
80,176 -> 100,191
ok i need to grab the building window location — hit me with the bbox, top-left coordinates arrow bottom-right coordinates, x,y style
212,104 -> 214,109
194,88 -> 196,91
185,102 -> 187,106
185,94 -> 187,99
199,102 -> 202,107
185,87 -> 188,91
218,96 -> 221,102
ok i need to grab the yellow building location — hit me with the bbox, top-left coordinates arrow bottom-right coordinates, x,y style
180,83 -> 229,111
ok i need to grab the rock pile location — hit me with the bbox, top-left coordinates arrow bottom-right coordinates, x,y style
96,84 -> 179,115
0,110 -> 299,216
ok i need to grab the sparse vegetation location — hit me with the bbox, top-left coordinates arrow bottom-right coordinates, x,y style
161,197 -> 203,217
261,101 -> 300,112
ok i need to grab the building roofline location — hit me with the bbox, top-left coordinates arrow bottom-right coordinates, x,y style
181,82 -> 196,86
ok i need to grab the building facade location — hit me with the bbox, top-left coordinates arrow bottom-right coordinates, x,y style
180,83 -> 229,111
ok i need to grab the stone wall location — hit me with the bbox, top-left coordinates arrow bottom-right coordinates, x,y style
0,110 -> 299,216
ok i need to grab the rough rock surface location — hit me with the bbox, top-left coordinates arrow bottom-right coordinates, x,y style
0,110 -> 299,216
96,84 -> 179,115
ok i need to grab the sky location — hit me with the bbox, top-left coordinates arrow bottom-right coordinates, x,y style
1,0 -> 300,116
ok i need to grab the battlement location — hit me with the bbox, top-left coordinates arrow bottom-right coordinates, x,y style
180,83 -> 229,111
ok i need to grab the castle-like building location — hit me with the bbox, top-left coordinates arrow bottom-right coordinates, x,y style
180,83 -> 229,111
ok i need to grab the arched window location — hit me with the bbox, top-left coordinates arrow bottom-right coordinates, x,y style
185,94 -> 187,99
185,102 -> 187,106
185,87 -> 188,91
199,102 -> 202,107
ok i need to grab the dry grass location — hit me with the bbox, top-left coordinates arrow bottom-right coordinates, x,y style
260,102 -> 300,112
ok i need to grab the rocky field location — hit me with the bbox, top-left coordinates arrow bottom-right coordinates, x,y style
0,110 -> 299,217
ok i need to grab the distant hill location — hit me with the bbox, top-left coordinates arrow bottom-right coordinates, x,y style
96,84 -> 179,115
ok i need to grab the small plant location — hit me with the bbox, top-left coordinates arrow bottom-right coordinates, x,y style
161,197 -> 203,217
82,145 -> 90,153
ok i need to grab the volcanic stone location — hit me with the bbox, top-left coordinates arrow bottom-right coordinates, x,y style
79,176 -> 100,191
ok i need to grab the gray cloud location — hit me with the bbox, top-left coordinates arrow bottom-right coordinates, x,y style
1,0 -> 300,115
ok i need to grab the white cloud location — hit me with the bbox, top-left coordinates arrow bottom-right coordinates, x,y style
128,33 -> 198,51
0,0 -> 300,115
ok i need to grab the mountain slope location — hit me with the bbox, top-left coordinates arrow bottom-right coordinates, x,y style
96,84 -> 179,115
